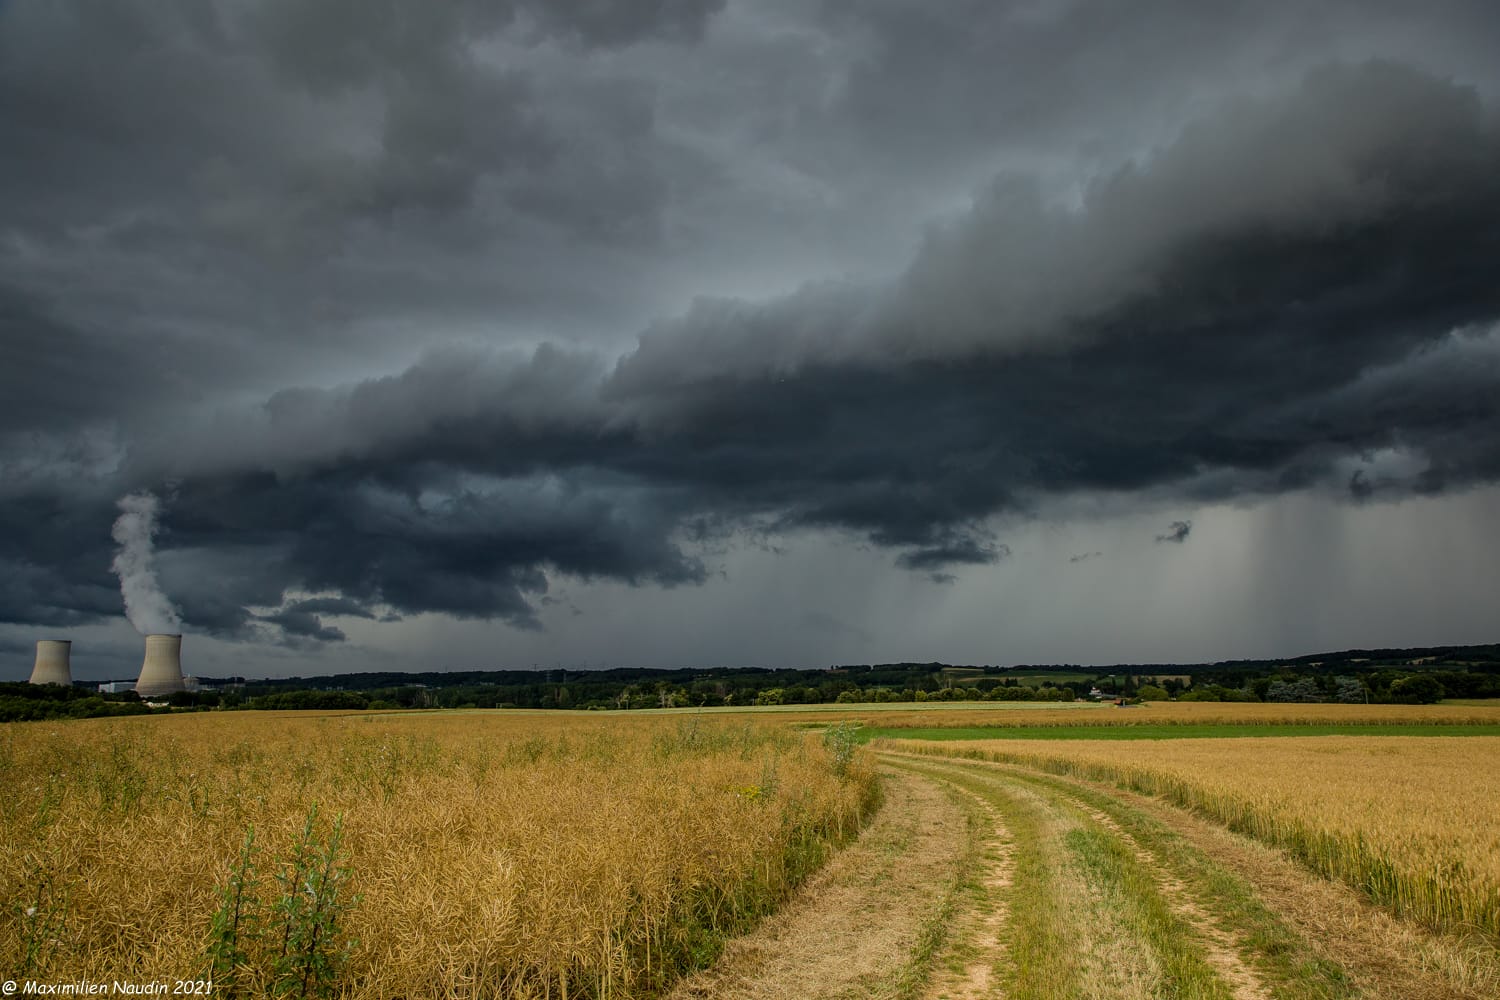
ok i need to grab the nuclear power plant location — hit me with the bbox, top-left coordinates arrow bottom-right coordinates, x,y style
135,633 -> 186,698
28,639 -> 73,685
15,634 -> 206,697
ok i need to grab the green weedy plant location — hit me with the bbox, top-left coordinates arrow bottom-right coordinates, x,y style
17,869 -> 68,977
205,826 -> 261,995
822,722 -> 861,779
204,808 -> 358,1000
759,751 -> 781,799
271,806 -> 358,1000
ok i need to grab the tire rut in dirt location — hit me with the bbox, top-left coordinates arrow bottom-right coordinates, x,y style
911,780 -> 1016,1000
887,749 -> 1500,1000
889,754 -> 1269,1000
667,765 -> 968,1000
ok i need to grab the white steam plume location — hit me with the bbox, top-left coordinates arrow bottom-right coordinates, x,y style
110,492 -> 183,635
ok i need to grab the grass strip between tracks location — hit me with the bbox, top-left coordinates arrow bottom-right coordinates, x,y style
888,754 -> 1357,1000
883,776 -> 988,1000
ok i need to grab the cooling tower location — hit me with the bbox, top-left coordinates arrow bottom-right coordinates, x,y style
28,640 -> 72,686
135,633 -> 185,698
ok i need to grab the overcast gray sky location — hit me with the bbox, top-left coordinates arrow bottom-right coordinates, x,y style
4,0 -> 1500,680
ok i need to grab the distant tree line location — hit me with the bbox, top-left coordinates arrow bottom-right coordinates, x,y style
4,645 -> 1497,720
0,681 -> 157,722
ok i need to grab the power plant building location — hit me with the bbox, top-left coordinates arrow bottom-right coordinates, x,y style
135,633 -> 186,698
29,640 -> 73,685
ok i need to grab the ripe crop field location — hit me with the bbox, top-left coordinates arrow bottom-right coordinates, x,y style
0,712 -> 876,998
5,702 -> 1500,999
861,707 -> 1500,1000
692,702 -> 1500,999
880,735 -> 1500,937
862,722 -> 1500,740
825,699 -> 1500,730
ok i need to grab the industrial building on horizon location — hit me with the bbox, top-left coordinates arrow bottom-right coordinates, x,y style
135,633 -> 186,698
24,634 -> 196,697
28,639 -> 72,686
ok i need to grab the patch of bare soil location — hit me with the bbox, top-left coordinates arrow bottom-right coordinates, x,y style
918,788 -> 1014,1000
667,766 -> 968,1000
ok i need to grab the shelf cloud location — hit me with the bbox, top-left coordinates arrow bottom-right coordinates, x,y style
3,2 -> 1500,660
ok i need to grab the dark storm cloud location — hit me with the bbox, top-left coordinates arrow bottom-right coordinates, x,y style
515,0 -> 727,47
896,535 -> 1010,585
0,559 -> 120,629
255,0 -> 725,87
254,596 -> 378,643
894,537 -> 1010,572
819,0 -> 1500,155
282,597 -> 377,619
1348,470 -> 1376,501
1155,522 -> 1192,545
0,0 -> 723,378
4,0 -> 1500,646
256,605 -> 349,644
140,465 -> 709,638
0,493 -> 123,628
0,289 -> 141,434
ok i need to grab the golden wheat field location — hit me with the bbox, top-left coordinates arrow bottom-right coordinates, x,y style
837,699 -> 1500,730
881,732 -> 1500,939
0,711 -> 877,999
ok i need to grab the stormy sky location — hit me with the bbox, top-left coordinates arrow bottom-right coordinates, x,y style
4,0 -> 1500,680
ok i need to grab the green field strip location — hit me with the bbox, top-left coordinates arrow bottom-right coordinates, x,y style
862,722 -> 1500,742
888,753 -> 1358,1000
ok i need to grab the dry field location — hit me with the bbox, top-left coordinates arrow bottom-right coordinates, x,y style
878,733 -> 1500,940
875,750 -> 1500,1000
0,711 -> 876,998
836,699 -> 1500,730
7,702 -> 1500,1000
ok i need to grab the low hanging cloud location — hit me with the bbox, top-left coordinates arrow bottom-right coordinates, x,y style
1155,521 -> 1193,545
5,47 -> 1500,642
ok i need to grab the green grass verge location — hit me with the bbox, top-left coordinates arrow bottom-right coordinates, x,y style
895,738 -> 1500,942
1064,826 -> 1236,1000
984,762 -> 1357,999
